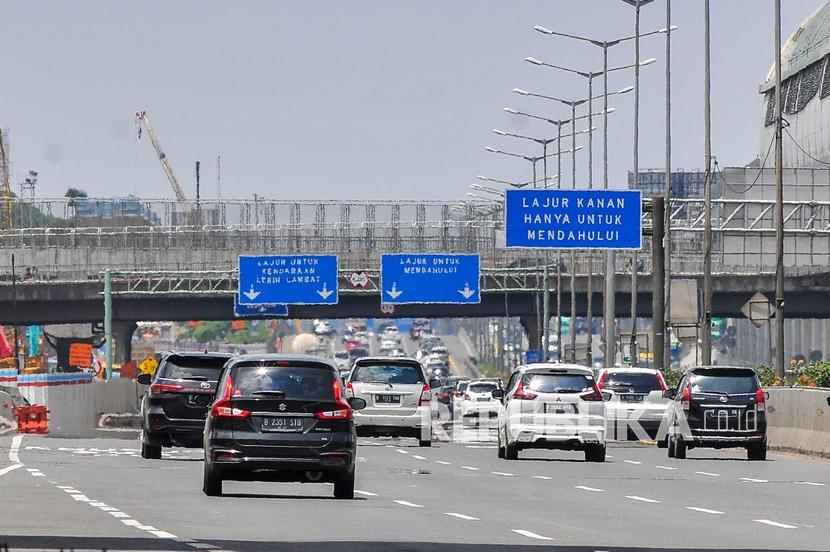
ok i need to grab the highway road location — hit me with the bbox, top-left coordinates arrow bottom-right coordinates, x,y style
1,433 -> 828,552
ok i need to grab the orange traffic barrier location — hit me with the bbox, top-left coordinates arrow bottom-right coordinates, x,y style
13,404 -> 49,434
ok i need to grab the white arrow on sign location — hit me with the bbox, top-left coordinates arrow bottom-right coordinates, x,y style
243,285 -> 261,301
317,282 -> 334,300
458,283 -> 476,300
386,282 -> 403,299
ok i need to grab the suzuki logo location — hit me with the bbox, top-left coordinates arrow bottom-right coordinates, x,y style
200,382 -> 211,389
719,395 -> 728,403
278,403 -> 287,411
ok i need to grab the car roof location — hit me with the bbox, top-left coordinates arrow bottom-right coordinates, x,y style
517,362 -> 593,375
688,365 -> 758,374
353,355 -> 422,365
231,354 -> 335,368
599,367 -> 661,375
166,351 -> 234,358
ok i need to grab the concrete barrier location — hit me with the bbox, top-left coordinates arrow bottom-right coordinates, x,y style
767,387 -> 830,458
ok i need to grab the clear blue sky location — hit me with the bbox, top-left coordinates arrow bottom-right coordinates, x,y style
2,0 -> 821,200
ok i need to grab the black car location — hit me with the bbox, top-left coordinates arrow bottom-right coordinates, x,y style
138,352 -> 234,459
202,354 -> 366,498
662,366 -> 768,461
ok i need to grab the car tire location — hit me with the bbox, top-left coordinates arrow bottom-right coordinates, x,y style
140,440 -> 162,460
667,435 -> 676,458
418,439 -> 432,448
747,441 -> 767,461
505,443 -> 519,460
674,436 -> 687,459
585,444 -> 606,463
202,467 -> 222,496
334,472 -> 355,499
497,432 -> 506,459
657,435 -> 668,449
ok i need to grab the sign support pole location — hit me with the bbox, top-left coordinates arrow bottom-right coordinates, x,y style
104,269 -> 113,380
652,196 -> 665,370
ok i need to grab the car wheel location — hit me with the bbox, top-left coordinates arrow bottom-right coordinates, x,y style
657,435 -> 668,449
140,440 -> 162,460
747,441 -> 767,461
674,436 -> 687,459
585,444 -> 606,463
418,439 -> 432,448
202,467 -> 222,496
505,442 -> 519,460
667,435 -> 676,458
497,431 -> 506,459
334,472 -> 355,499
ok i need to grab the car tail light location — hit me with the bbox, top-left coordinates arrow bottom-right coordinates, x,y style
316,379 -> 353,420
755,388 -> 766,412
419,384 -> 431,406
513,379 -> 537,400
345,382 -> 355,398
681,384 -> 691,411
463,393 -> 471,401
210,374 -> 251,419
596,371 -> 609,389
656,371 -> 667,391
580,387 -> 604,401
149,383 -> 185,395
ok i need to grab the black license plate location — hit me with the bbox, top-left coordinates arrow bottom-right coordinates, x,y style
261,417 -> 304,432
621,394 -> 644,403
376,394 -> 400,404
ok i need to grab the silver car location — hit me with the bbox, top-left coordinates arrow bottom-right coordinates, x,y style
347,357 -> 439,447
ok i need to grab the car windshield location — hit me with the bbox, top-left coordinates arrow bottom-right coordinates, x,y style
469,383 -> 498,394
351,363 -> 424,385
603,372 -> 662,393
524,373 -> 593,394
691,371 -> 758,394
161,355 -> 230,380
231,363 -> 334,401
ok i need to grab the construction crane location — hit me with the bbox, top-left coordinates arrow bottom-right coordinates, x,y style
0,129 -> 13,232
135,111 -> 190,210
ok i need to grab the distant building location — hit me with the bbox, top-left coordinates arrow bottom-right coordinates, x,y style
627,169 -> 722,199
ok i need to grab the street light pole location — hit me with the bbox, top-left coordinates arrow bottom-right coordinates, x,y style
702,0 -> 713,365
603,42 -> 616,368
630,0 -> 642,367
774,0 -> 785,379
570,103 -> 578,364
662,0 -> 673,371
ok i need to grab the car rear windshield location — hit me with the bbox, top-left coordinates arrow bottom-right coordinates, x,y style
524,373 -> 594,394
160,355 -> 230,380
457,382 -> 469,392
351,363 -> 424,385
603,372 -> 662,393
691,371 -> 758,394
469,382 -> 498,394
231,363 -> 335,401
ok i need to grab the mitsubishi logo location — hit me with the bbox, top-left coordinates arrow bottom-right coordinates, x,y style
279,403 -> 287,411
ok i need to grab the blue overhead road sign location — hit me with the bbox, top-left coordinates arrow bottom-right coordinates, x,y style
380,254 -> 480,304
238,254 -> 338,305
505,189 -> 642,250
233,294 -> 289,318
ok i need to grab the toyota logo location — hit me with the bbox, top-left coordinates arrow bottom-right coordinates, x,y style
200,382 -> 211,389
385,383 -> 393,391
279,403 -> 287,411
719,395 -> 728,403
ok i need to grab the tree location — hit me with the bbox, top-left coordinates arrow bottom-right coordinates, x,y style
64,187 -> 88,198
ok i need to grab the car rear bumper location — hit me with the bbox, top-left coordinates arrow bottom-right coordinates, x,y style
206,439 -> 355,479
353,408 -> 430,429
144,406 -> 206,446
461,402 -> 500,417
507,423 -> 606,448
686,431 -> 767,447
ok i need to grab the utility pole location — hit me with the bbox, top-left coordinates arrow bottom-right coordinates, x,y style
216,155 -> 222,199
663,0 -> 673,371
774,0 -> 785,379
104,269 -> 113,380
652,197 -> 665,370
603,41 -> 616,369
702,0 -> 713,365
11,254 -> 19,371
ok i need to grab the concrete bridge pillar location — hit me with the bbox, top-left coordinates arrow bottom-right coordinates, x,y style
114,321 -> 138,364
519,315 -> 540,355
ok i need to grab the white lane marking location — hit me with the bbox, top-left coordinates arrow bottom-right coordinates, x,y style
533,475 -> 552,480
98,506 -> 119,512
434,460 -> 451,465
655,465 -> 678,471
9,434 -> 23,463
63,489 -> 81,494
605,455 -> 614,458
186,544 -> 219,550
149,530 -> 179,539
794,481 -> 825,486
137,525 -> 157,531
89,502 -> 108,507
354,490 -> 377,497
109,511 -> 130,518
396,449 -> 409,454
393,500 -> 423,508
25,446 -> 50,451
624,460 -> 642,465
695,471 -> 720,477
740,477 -> 768,483
0,464 -> 23,477
753,519 -> 798,529
31,472 -> 45,477
626,495 -> 662,504
491,471 -> 515,477
575,485 -> 605,492
685,507 -> 725,515
460,466 -> 479,471
121,519 -> 143,527
26,468 -> 38,472
56,485 -> 75,489
445,512 -> 479,521
71,495 -> 91,502
512,529 -> 553,541
412,455 -> 427,460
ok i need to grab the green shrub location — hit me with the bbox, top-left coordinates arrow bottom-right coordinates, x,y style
754,365 -> 778,387
662,369 -> 683,390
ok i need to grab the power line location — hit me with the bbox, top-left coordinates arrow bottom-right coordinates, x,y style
715,132 -> 775,195
784,127 -> 830,165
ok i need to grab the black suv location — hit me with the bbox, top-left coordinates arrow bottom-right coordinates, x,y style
138,352 -> 234,459
662,366 -> 768,461
202,354 -> 366,499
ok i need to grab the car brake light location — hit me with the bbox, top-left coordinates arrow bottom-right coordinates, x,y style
211,400 -> 251,419
755,388 -> 766,412
316,379 -> 353,420
149,383 -> 185,395
656,371 -> 667,391
513,379 -> 537,400
681,384 -> 691,411
580,387 -> 604,401
419,384 -> 431,405
346,382 -> 355,398
463,393 -> 471,401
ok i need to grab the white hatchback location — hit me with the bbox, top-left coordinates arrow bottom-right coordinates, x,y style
595,367 -> 669,441
459,379 -> 502,423
496,363 -> 607,462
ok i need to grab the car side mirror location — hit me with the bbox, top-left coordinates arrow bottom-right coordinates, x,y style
429,379 -> 441,389
348,397 -> 367,411
663,389 -> 676,400
137,373 -> 152,385
491,389 -> 505,400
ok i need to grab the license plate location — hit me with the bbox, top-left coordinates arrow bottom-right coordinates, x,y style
621,394 -> 644,403
261,417 -> 304,432
376,394 -> 400,404
188,394 -> 211,407
545,403 -> 574,414
477,397 -> 490,402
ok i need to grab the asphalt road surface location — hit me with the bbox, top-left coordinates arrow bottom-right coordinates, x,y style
1,431 -> 828,552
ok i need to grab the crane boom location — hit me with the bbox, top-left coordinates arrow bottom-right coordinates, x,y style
0,129 -> 13,233
135,111 -> 189,208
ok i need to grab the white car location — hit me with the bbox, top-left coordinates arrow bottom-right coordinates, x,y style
347,357 -> 438,447
379,339 -> 398,353
379,326 -> 402,344
595,367 -> 668,441
452,380 -> 470,415
459,379 -> 501,423
495,363 -> 607,462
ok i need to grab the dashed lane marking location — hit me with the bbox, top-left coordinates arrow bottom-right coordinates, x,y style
354,490 -> 377,496
575,486 -> 605,492
108,511 -> 131,519
740,477 -> 768,483
512,529 -> 553,541
685,507 -> 725,515
9,434 -> 23,463
460,466 -> 479,471
695,471 -> 720,477
624,460 -> 642,465
393,500 -> 423,508
753,519 -> 798,529
655,465 -> 678,471
434,460 -> 451,465
149,530 -> 179,539
187,543 -> 219,550
491,471 -> 515,477
412,455 -> 427,460
793,481 -> 825,486
0,464 -> 23,477
626,496 -> 662,504
533,475 -> 552,480
445,512 -> 479,521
